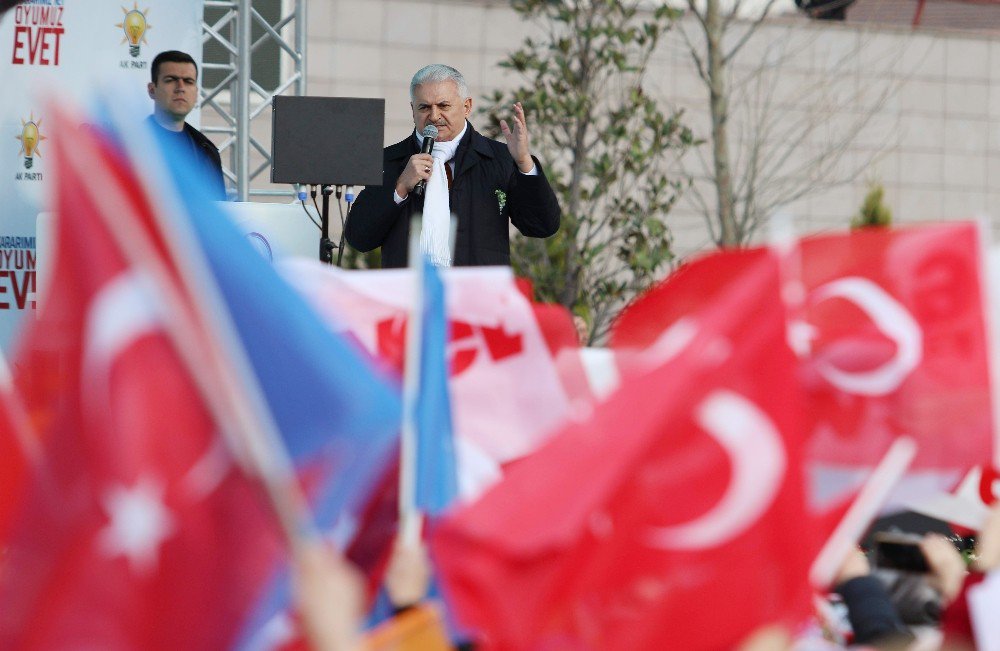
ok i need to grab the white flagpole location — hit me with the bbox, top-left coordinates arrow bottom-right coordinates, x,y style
809,436 -> 917,589
973,217 -> 1000,471
399,216 -> 425,547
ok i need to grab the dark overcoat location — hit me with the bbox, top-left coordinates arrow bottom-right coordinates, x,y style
345,123 -> 560,268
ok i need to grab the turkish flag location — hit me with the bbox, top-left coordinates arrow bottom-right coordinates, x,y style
0,382 -> 32,541
611,247 -> 769,356
795,224 -> 994,509
613,224 -> 996,519
431,249 -> 813,650
0,113 -> 282,649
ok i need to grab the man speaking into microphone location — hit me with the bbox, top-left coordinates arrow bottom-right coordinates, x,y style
345,64 -> 560,267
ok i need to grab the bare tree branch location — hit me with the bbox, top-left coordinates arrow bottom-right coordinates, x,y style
676,9 -> 908,248
686,0 -> 710,32
488,1 -> 695,339
722,0 -> 781,65
679,22 -> 710,84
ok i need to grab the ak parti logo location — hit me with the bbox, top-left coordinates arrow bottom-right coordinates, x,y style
116,2 -> 152,58
15,112 -> 46,171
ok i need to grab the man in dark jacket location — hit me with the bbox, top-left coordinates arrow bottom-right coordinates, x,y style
146,50 -> 227,201
345,64 -> 560,268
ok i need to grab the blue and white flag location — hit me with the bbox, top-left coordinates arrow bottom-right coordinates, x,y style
414,257 -> 458,516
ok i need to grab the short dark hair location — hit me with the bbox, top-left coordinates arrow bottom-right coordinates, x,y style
151,50 -> 198,84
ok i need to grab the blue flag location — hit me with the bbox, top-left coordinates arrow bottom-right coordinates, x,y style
414,257 -> 458,516
150,124 -> 401,525
366,257 -> 459,636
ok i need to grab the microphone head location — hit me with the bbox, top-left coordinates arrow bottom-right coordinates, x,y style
421,124 -> 439,140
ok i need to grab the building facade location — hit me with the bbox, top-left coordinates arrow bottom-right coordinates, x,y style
300,0 -> 1000,259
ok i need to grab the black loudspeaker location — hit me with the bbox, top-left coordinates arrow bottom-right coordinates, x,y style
271,96 -> 385,186
794,0 -> 855,20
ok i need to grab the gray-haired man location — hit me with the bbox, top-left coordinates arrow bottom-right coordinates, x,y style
345,64 -> 560,268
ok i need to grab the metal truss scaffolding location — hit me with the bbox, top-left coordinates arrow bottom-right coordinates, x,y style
201,0 -> 307,201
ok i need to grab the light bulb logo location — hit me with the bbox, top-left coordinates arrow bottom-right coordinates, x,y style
116,3 -> 152,58
15,113 -> 46,170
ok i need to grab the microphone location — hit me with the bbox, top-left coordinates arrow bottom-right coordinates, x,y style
413,124 -> 438,197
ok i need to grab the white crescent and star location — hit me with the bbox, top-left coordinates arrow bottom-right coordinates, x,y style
83,271 -> 229,575
81,271 -> 163,420
647,390 -> 787,550
797,276 -> 923,397
97,475 -> 176,576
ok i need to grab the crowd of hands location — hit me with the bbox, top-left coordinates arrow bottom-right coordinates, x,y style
285,501 -> 1000,651
788,501 -> 1000,651
291,535 -> 436,651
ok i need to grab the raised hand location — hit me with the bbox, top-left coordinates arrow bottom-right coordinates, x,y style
500,102 -> 535,173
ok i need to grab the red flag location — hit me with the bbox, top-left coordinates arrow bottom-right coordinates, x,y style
0,115 -> 281,649
431,250 -> 813,650
611,248 -> 770,374
613,224 -> 996,519
795,223 -> 994,508
611,248 -> 762,350
0,378 -> 33,540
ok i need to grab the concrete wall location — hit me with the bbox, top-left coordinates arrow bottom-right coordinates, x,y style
301,0 -> 1000,260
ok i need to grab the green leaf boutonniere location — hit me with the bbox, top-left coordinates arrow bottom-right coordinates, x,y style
495,189 -> 507,215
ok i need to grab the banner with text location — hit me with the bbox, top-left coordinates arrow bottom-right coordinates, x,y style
0,0 -> 203,348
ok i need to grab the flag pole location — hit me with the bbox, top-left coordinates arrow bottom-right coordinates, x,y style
973,217 -> 1000,471
399,216 -> 425,548
809,436 -> 917,589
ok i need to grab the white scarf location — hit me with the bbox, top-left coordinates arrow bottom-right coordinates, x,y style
416,122 -> 466,267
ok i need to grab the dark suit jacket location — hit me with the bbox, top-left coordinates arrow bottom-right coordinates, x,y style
183,122 -> 226,201
345,123 -> 560,267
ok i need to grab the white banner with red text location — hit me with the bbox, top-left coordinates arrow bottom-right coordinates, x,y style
0,0 -> 203,348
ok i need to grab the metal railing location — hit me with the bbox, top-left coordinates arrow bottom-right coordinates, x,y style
201,0 -> 306,200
